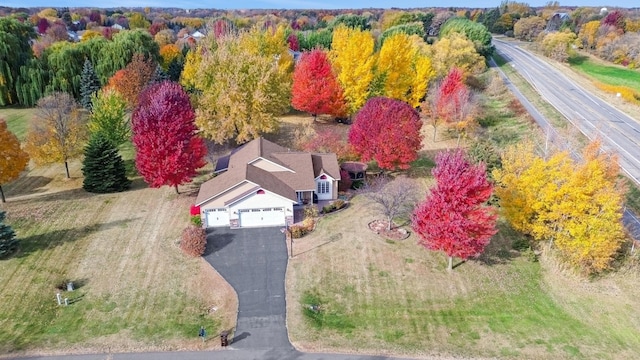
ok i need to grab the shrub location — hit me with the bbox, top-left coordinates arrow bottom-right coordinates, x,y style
304,205 -> 318,219
290,218 -> 316,239
180,225 -> 206,257
190,215 -> 202,227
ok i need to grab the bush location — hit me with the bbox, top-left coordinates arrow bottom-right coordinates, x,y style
190,215 -> 202,227
180,226 -> 206,257
321,200 -> 347,214
290,218 -> 315,239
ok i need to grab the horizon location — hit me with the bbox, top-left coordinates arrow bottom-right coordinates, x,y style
1,1 -> 637,10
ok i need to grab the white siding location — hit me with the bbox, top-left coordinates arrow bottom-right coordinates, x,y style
229,191 -> 294,228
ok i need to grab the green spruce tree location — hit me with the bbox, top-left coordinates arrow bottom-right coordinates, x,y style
153,64 -> 169,83
0,210 -> 18,258
82,134 -> 131,193
80,59 -> 101,110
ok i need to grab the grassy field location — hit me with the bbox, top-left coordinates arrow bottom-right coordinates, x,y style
568,55 -> 640,90
0,153 -> 237,356
286,196 -> 640,359
0,106 -> 35,141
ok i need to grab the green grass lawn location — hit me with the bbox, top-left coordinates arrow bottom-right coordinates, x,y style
569,55 -> 640,91
0,106 -> 35,141
288,198 -> 640,359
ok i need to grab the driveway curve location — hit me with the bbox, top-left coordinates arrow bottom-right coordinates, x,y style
203,227 -> 292,350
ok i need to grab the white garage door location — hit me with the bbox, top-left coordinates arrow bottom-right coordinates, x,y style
205,208 -> 229,227
239,208 -> 285,227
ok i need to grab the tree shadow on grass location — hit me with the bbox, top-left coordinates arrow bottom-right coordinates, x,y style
11,218 -> 138,259
3,176 -> 52,197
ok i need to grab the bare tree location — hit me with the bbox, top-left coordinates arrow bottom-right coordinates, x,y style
361,175 -> 420,231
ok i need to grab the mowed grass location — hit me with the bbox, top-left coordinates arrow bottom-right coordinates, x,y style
286,198 -> 640,359
0,154 -> 236,355
0,106 -> 35,141
569,55 -> 640,90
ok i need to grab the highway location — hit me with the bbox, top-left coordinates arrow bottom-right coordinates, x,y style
494,39 -> 640,183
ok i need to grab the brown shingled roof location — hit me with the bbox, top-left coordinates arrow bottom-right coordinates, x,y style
196,137 -> 340,206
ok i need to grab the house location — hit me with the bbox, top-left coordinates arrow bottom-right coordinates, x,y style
195,137 -> 341,228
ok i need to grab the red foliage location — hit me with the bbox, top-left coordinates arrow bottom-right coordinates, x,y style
298,128 -> 356,162
338,168 -> 352,192
435,67 -> 471,124
348,97 -> 422,170
601,10 -> 625,30
412,149 -> 497,263
37,18 -> 49,34
287,33 -> 300,51
212,19 -> 233,38
149,22 -> 167,36
132,81 -> 207,191
190,205 -> 201,216
89,10 -> 102,24
180,226 -> 206,257
291,49 -> 347,118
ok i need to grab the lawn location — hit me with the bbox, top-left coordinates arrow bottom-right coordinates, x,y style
0,153 -> 237,356
0,106 -> 35,141
568,55 -> 640,91
286,197 -> 640,359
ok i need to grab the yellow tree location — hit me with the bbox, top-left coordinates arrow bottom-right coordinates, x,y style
330,25 -> 376,115
578,20 -> 600,50
180,47 -> 202,91
430,32 -> 485,77
195,29 -> 292,144
159,44 -> 181,70
494,140 -> 625,274
24,92 -> 86,178
0,119 -> 29,203
552,141 -> 624,273
540,30 -> 578,62
376,33 -> 434,107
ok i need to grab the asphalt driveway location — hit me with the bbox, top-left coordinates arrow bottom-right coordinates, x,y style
203,227 -> 292,351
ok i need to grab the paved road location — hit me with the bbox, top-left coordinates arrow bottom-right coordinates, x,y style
18,350 -> 413,360
203,227 -> 292,350
493,39 -> 640,238
494,39 -> 640,183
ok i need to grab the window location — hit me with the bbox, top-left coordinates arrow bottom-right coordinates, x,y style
317,181 -> 330,194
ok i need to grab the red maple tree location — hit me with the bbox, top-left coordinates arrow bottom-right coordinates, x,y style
287,33 -> 300,51
298,128 -> 356,162
132,81 -> 207,193
412,149 -> 497,271
348,97 -> 422,170
291,49 -> 347,120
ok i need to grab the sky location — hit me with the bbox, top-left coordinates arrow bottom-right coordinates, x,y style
2,0 -> 637,10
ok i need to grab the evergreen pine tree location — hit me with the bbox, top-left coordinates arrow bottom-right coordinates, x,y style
153,65 -> 170,83
167,58 -> 184,82
80,59 -> 101,110
82,134 -> 131,193
0,210 -> 18,258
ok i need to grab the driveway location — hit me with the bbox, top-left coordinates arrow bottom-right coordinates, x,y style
203,227 -> 292,350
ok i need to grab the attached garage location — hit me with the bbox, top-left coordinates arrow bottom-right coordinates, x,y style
204,208 -> 229,227
239,207 -> 285,227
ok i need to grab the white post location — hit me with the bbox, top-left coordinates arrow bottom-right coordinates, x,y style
64,298 -> 69,306
56,293 -> 62,305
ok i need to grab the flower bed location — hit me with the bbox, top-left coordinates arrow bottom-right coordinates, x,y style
368,219 -> 410,241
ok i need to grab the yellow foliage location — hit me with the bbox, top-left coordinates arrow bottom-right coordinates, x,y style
159,44 -> 182,70
377,33 -> 417,103
625,19 -> 640,33
540,30 -> 577,62
430,32 -> 485,78
180,47 -> 203,90
594,82 -> 640,105
578,20 -> 600,49
81,30 -> 102,42
330,25 -> 376,115
0,120 -> 29,186
494,140 -> 625,274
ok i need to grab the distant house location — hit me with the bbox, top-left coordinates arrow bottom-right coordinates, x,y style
195,137 -> 340,228
111,23 -> 124,30
546,12 -> 570,32
67,31 -> 80,42
191,30 -> 205,39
